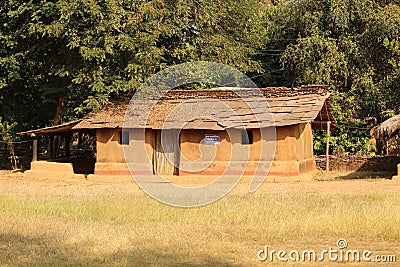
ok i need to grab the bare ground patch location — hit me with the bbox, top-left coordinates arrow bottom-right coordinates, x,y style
1,170 -> 400,197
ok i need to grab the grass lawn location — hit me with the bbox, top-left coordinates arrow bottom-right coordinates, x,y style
0,172 -> 399,266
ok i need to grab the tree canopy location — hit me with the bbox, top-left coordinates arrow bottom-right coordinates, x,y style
1,0 -> 267,128
262,0 -> 400,154
1,0 -> 400,155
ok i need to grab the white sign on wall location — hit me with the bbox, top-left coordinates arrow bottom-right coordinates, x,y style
203,134 -> 220,145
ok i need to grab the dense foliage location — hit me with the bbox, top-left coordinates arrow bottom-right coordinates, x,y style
1,0 -> 400,155
0,0 -> 267,127
270,0 -> 400,154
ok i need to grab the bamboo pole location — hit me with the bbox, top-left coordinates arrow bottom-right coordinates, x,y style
32,136 -> 38,162
386,139 -> 389,156
326,121 -> 331,173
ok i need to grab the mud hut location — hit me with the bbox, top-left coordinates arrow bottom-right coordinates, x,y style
20,85 -> 336,181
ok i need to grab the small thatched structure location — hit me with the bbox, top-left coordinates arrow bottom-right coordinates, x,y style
372,114 -> 400,180
372,114 -> 400,139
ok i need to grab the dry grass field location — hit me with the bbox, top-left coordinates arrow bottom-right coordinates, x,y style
0,171 -> 400,266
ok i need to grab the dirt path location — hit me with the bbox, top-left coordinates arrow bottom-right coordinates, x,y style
1,171 -> 400,198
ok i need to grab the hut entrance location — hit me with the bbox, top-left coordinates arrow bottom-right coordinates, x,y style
153,130 -> 180,175
18,121 -> 96,175
44,130 -> 96,175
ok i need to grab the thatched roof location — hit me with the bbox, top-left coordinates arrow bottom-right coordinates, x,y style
18,86 -> 336,136
372,114 -> 400,139
74,85 -> 336,131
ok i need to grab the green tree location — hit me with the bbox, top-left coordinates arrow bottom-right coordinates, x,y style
1,0 -> 268,132
0,117 -> 18,169
264,0 -> 400,154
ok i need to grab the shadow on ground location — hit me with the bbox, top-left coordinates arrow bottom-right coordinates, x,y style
338,157 -> 398,180
0,233 -> 242,267
316,155 -> 399,180
337,171 -> 395,180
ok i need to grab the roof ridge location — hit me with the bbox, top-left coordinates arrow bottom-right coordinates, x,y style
158,85 -> 329,100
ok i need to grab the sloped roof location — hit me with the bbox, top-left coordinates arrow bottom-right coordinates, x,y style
372,114 -> 400,139
74,85 -> 335,131
18,120 -> 82,136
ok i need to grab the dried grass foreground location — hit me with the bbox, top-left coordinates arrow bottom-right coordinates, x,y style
0,172 -> 400,266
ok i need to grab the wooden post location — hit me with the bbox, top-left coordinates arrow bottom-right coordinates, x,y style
48,136 -> 54,160
52,135 -> 58,159
65,134 -> 71,159
386,139 -> 389,156
326,121 -> 331,173
32,134 -> 38,162
78,132 -> 83,149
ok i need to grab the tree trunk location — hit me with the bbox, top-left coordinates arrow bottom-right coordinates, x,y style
53,97 -> 65,125
51,97 -> 65,160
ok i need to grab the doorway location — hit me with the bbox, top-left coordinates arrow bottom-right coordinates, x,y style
153,130 -> 180,175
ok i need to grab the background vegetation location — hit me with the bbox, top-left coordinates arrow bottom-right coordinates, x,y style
1,0 -> 400,156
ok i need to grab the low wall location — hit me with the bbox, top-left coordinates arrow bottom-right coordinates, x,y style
24,161 -> 85,178
315,155 -> 400,173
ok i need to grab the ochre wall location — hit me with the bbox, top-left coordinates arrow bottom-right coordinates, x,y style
272,122 -> 315,175
96,129 -> 154,162
179,129 -> 266,175
296,123 -> 316,174
95,129 -> 154,175
178,123 -> 315,176
180,130 -> 231,161
94,123 -> 316,177
96,129 -> 125,163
